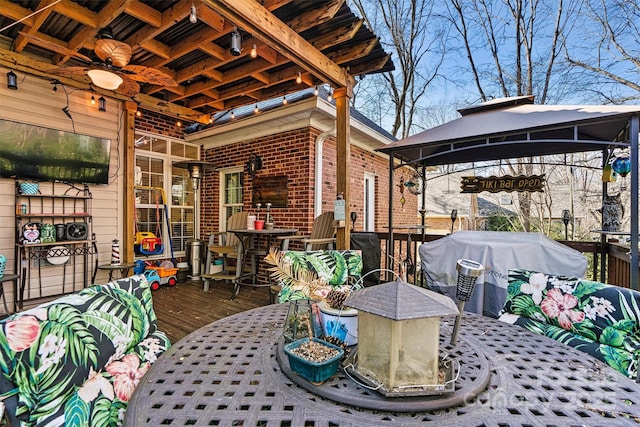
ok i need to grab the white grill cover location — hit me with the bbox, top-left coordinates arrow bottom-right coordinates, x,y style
419,231 -> 588,318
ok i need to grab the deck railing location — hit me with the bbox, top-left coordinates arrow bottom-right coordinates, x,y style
370,232 -> 633,289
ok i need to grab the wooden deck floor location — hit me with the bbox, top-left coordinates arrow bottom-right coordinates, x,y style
151,279 -> 273,343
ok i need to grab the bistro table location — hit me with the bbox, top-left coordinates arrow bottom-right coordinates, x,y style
228,228 -> 297,290
125,303 -> 640,426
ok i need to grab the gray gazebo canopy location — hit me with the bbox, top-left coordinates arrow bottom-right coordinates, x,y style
378,96 -> 640,289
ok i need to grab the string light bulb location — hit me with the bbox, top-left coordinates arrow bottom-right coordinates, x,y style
282,95 -> 288,105
231,110 -> 235,119
209,115 -> 214,123
250,44 -> 257,58
296,71 -> 302,84
136,110 -> 142,117
313,86 -> 319,96
176,120 -> 182,127
254,104 -> 259,114
327,91 -> 333,102
189,4 -> 197,24
90,93 -> 96,105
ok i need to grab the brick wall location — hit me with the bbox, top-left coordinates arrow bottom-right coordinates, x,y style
134,109 -> 186,139
200,126 -> 419,238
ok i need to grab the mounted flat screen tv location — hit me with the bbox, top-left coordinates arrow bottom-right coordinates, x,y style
0,120 -> 111,185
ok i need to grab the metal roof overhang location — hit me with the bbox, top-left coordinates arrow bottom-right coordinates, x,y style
378,98 -> 640,289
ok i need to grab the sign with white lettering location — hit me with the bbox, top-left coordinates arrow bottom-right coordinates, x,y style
460,175 -> 545,193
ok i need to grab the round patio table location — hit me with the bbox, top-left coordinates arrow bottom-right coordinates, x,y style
125,303 -> 640,426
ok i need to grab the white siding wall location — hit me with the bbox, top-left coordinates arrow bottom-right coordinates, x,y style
0,68 -> 123,310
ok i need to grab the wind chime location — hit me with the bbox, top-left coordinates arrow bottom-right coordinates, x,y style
398,176 -> 406,208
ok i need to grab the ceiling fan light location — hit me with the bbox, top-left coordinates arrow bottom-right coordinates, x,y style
87,69 -> 123,90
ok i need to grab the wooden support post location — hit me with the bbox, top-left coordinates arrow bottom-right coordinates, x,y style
123,102 -> 137,263
334,87 -> 351,250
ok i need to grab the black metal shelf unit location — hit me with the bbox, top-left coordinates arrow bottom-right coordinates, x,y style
14,181 -> 97,311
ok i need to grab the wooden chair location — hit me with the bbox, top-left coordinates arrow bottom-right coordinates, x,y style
279,211 -> 336,251
202,211 -> 248,296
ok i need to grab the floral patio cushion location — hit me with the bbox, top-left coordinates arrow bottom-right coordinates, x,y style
0,274 -> 170,427
499,268 -> 640,378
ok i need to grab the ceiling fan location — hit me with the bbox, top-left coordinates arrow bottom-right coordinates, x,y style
26,27 -> 178,97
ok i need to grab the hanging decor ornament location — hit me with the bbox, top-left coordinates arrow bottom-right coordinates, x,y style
612,156 -> 631,190
398,176 -> 406,207
612,156 -> 631,177
404,172 -> 424,195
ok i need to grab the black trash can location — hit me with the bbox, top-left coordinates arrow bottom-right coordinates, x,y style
350,232 -> 381,287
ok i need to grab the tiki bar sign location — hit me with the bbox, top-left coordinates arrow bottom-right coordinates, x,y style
461,174 -> 545,193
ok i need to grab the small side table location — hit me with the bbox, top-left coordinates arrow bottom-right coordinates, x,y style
0,274 -> 19,315
94,263 -> 136,282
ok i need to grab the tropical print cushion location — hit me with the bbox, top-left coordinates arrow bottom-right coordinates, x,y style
499,268 -> 640,378
0,274 -> 170,427
274,250 -> 363,303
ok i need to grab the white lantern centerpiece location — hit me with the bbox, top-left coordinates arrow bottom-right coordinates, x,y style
343,279 -> 459,396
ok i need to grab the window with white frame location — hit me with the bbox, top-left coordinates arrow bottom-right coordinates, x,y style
219,167 -> 244,230
134,131 -> 200,258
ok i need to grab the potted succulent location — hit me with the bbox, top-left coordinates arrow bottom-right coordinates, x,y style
283,310 -> 344,385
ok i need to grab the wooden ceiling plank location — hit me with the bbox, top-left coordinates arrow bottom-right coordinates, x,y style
287,0 -> 344,33
199,43 -> 227,61
124,0 -> 191,50
141,39 -> 171,59
256,44 -> 277,64
53,0 -> 98,28
310,20 -> 363,51
329,38 -> 378,64
0,0 -> 35,27
175,57 -> 223,83
204,0 -> 354,92
14,0 -> 59,52
17,31 -> 92,63
124,0 -> 162,27
347,55 -> 391,76
263,0 -> 296,11
196,4 -> 225,32
251,71 -> 270,85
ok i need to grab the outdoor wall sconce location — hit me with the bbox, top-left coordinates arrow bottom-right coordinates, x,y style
6,70 -> 17,90
246,153 -> 263,177
98,96 -> 106,112
174,160 -> 216,191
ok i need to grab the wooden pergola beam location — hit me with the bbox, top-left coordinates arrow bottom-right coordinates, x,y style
204,0 -> 355,93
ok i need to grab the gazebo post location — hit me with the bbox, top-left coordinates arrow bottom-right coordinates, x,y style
630,115 -> 639,290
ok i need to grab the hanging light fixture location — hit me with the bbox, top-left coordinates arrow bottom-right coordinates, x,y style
230,28 -> 242,56
98,96 -> 106,112
296,71 -> 302,84
189,4 -> 198,24
87,69 -> 123,90
250,43 -> 257,58
6,70 -> 17,90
